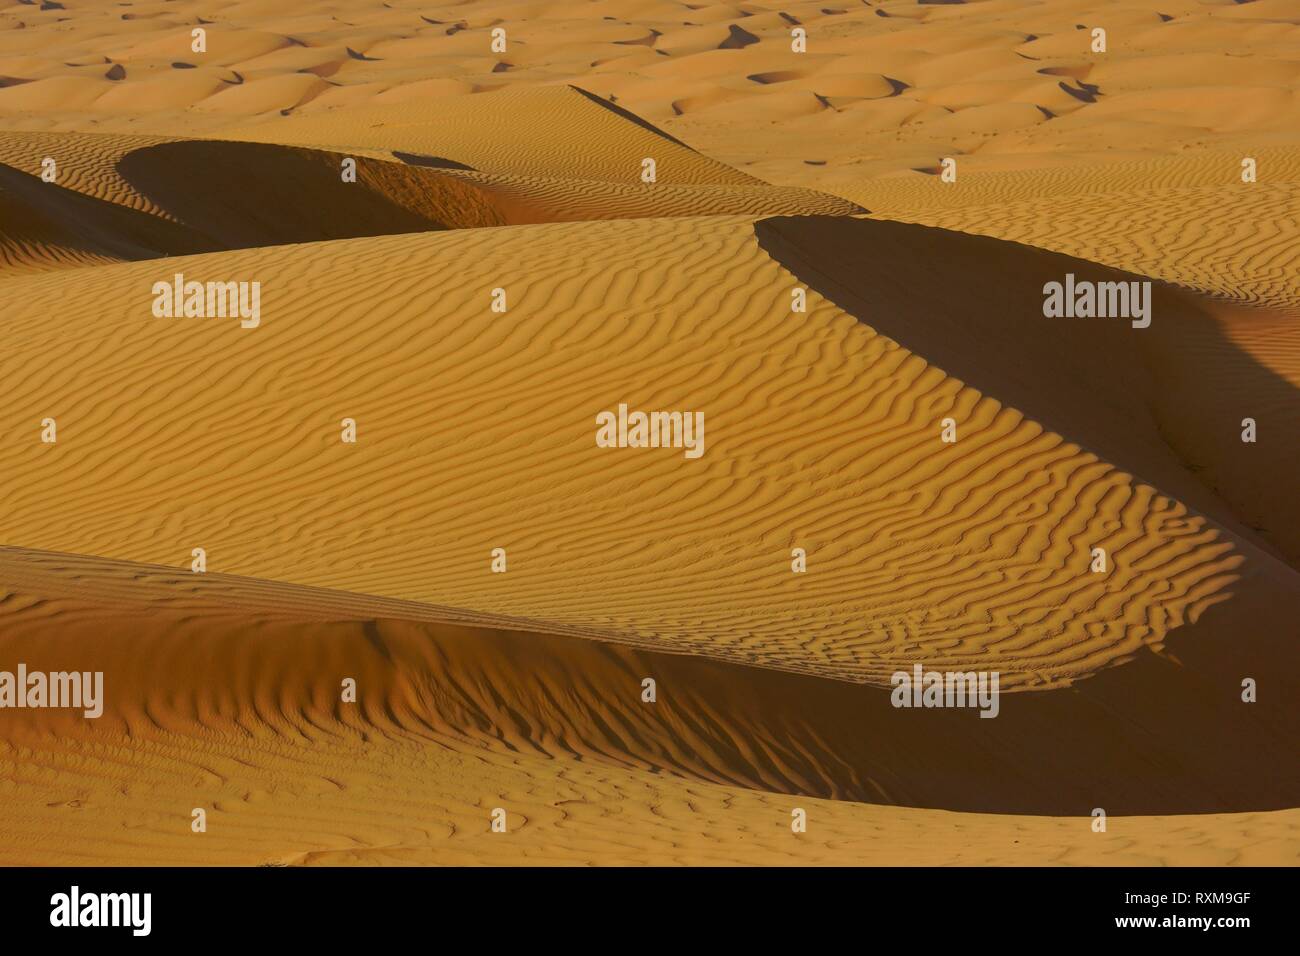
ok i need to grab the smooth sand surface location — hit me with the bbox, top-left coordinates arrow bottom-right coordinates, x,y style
1,0 -> 1297,865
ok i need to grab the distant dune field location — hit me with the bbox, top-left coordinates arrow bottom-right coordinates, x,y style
0,0 -> 1296,866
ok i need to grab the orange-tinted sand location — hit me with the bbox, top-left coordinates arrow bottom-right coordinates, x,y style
0,0 -> 1297,865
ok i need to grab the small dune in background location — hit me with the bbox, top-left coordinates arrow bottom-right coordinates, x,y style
0,0 -> 1297,866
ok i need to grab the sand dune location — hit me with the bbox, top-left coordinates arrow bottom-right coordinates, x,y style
1,546 -> 1295,866
759,215 -> 1300,567
4,214 -> 1295,689
0,0 -> 1297,867
118,139 -> 507,241
0,93 -> 858,275
221,86 -> 864,217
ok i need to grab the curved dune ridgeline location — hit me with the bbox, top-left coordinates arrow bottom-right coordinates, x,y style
755,215 -> 1300,567
0,105 -> 859,277
0,216 -> 1283,689
0,160 -> 217,272
118,140 -> 508,243
1,546 -> 1296,867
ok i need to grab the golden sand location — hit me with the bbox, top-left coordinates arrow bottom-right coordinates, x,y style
0,0 -> 1296,865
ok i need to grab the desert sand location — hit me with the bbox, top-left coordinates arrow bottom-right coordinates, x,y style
0,0 -> 1297,866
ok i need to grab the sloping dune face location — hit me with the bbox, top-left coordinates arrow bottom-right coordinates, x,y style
0,90 -> 859,274
1,546 -> 1296,866
0,0 -> 1298,867
1,213 -> 1297,864
2,215 -> 1291,687
0,159 -> 213,272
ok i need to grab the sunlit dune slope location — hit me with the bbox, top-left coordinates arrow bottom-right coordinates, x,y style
218,86 -> 863,219
0,130 -> 176,217
1,214 -> 1295,688
224,86 -> 760,185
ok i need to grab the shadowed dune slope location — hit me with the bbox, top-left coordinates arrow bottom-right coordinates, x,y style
117,138 -> 861,237
0,160 -> 217,273
756,215 -> 1300,567
118,140 -> 508,246
0,137 -> 506,273
0,546 -> 1295,870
